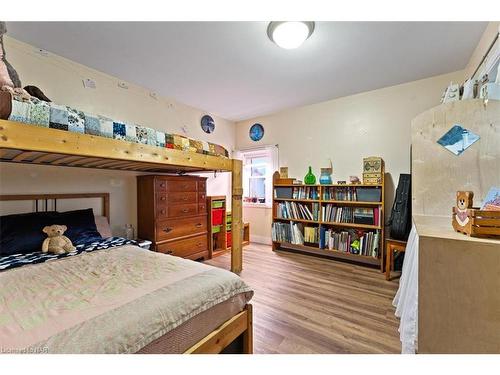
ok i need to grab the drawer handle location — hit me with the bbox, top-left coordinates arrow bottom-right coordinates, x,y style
160,209 -> 166,215
160,196 -> 166,201
160,183 -> 165,188
166,250 -> 173,255
182,196 -> 188,201
195,223 -> 203,228
182,208 -> 189,213
197,242 -> 202,247
183,184 -> 188,189
163,227 -> 173,233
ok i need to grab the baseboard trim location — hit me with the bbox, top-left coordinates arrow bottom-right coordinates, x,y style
250,234 -> 272,245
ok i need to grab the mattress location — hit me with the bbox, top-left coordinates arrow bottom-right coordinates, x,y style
0,245 -> 253,353
0,91 -> 229,158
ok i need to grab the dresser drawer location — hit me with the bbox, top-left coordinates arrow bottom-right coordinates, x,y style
156,215 -> 207,241
156,206 -> 168,219
156,234 -> 208,258
198,192 -> 207,202
198,203 -> 207,214
168,180 -> 198,192
168,191 -> 198,205
168,203 -> 198,217
198,180 -> 206,191
155,179 -> 167,191
156,193 -> 168,206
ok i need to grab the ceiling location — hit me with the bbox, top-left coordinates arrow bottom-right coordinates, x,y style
7,22 -> 487,121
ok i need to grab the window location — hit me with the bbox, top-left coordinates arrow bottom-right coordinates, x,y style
237,146 -> 278,208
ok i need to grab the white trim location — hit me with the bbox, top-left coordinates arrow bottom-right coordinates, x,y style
243,202 -> 271,209
250,234 -> 272,245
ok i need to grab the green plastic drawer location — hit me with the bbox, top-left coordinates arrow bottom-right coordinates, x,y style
212,201 -> 224,209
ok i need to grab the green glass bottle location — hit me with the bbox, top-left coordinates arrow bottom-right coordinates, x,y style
304,166 -> 316,185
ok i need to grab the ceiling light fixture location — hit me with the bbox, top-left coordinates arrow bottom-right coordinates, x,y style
267,21 -> 315,49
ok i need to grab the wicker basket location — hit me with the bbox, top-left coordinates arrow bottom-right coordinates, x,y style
452,207 -> 500,238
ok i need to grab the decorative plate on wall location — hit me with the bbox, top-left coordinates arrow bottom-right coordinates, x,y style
201,115 -> 215,134
249,123 -> 264,141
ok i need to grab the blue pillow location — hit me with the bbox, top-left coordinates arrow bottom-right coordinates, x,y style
57,208 -> 102,245
0,211 -> 59,256
0,208 -> 103,256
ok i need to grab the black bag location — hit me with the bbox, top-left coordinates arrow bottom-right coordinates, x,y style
388,174 -> 411,241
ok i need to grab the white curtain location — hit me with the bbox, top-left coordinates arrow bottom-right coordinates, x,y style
393,221 -> 419,354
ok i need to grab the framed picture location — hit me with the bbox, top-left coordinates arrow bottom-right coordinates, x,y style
201,115 -> 215,134
249,123 -> 264,141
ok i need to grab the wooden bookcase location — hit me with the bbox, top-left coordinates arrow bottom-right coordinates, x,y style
208,196 -> 251,259
272,176 -> 385,270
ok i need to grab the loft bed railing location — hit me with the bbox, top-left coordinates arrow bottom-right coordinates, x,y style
0,119 -> 244,273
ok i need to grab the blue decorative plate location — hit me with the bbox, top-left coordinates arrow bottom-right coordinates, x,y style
249,123 -> 264,141
201,115 -> 215,134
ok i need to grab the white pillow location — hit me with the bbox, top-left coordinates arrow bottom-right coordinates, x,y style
94,215 -> 112,238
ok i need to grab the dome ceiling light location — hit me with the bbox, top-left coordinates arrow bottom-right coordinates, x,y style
267,21 -> 315,49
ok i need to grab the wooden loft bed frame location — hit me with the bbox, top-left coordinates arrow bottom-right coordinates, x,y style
0,192 -> 252,354
0,119 -> 243,273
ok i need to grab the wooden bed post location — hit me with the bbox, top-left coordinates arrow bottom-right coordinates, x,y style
231,159 -> 243,273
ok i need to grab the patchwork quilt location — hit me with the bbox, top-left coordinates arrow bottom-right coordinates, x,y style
1,93 -> 229,158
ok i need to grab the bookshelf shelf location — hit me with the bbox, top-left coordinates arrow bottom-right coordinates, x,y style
274,198 -> 321,203
320,221 -> 382,230
272,241 -> 380,266
272,172 -> 385,270
321,200 -> 381,205
273,216 -> 319,224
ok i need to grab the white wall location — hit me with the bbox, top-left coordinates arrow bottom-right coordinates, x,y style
0,36 -> 235,235
236,70 -> 466,244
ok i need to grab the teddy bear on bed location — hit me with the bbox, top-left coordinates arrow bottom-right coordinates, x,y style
42,224 -> 76,254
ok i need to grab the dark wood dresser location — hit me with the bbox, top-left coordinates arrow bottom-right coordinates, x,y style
137,175 -> 209,260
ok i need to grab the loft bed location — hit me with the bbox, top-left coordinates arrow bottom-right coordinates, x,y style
0,117 -> 244,273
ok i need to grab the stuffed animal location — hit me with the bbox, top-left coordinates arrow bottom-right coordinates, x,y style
42,225 -> 76,254
24,85 -> 51,102
452,191 -> 474,233
0,22 -> 30,101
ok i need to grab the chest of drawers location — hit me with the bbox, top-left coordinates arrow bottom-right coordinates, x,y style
137,175 -> 208,260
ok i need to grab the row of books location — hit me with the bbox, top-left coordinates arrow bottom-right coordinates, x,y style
322,206 -> 355,223
304,226 -> 319,244
322,205 -> 381,226
319,228 -> 380,257
288,186 -> 319,200
276,201 -> 320,221
272,221 -> 304,245
274,187 -> 319,200
323,186 -> 358,201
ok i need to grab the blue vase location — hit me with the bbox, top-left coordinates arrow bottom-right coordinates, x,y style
319,168 -> 332,185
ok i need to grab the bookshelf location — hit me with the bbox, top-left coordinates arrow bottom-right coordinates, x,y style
207,196 -> 250,258
272,176 -> 385,270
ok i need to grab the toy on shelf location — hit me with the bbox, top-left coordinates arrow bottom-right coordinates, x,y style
349,176 -> 361,184
452,191 -> 500,238
363,157 -> 384,185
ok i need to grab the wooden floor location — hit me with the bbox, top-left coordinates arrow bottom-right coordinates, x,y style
205,243 -> 402,354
